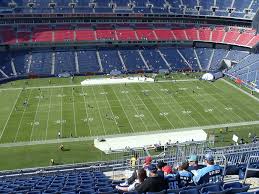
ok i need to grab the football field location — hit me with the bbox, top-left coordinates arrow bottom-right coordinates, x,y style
0,78 -> 259,144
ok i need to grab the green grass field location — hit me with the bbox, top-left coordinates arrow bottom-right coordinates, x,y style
0,75 -> 259,170
0,77 -> 259,144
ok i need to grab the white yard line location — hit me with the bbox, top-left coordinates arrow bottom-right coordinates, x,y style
211,81 -> 256,121
176,85 -> 215,125
153,83 -> 191,126
162,84 -> 200,126
14,90 -> 33,142
132,84 -> 162,130
199,81 -> 241,123
0,89 -> 22,141
91,86 -> 106,135
71,88 -> 77,137
118,85 -> 149,132
81,87 -> 92,136
98,85 -> 121,134
45,88 -> 53,140
198,81 -> 245,122
60,88 -> 63,136
139,84 -> 176,129
2,120 -> 259,147
110,86 -> 135,133
30,90 -> 42,141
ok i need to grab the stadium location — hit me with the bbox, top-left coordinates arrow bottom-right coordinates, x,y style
0,0 -> 259,193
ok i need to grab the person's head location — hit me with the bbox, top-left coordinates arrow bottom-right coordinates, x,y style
178,161 -> 189,171
137,168 -> 147,183
162,165 -> 173,176
144,156 -> 152,166
157,161 -> 167,170
146,164 -> 157,177
204,153 -> 214,165
188,154 -> 198,166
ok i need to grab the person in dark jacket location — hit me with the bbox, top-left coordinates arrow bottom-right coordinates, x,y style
157,161 -> 167,178
135,164 -> 167,193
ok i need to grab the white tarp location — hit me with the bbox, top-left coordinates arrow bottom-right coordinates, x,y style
94,130 -> 207,153
202,73 -> 214,81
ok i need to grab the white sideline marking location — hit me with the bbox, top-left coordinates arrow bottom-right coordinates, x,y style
0,89 -> 22,141
1,120 -> 259,148
221,79 -> 259,103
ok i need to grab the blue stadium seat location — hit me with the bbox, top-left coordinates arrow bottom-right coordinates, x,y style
223,182 -> 250,193
179,188 -> 199,194
200,184 -> 223,194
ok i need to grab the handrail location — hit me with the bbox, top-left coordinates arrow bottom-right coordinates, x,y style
243,155 -> 259,184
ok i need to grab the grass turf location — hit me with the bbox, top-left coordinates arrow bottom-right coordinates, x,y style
0,77 -> 259,143
0,76 -> 259,170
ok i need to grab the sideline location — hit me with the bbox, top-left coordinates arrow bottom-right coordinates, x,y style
221,79 -> 259,103
0,79 -> 199,91
1,120 -> 259,148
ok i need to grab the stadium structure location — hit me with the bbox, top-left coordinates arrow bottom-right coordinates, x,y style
0,0 -> 259,194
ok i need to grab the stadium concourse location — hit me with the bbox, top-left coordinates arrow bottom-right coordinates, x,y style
0,0 -> 259,194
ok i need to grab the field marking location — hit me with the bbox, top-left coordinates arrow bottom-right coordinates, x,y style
60,88 -> 63,136
133,85 -> 162,130
192,82 -> 228,123
0,89 -> 22,141
156,83 -> 196,126
72,88 -> 77,137
81,87 -> 92,136
198,81 -> 239,123
199,81 -> 245,122
118,85 -> 149,132
91,86 -> 106,135
221,79 -> 259,103
156,83 -> 199,126
1,120 -> 259,148
14,90 -> 33,142
30,90 -> 42,141
210,81 -> 256,121
110,87 -> 135,133
0,79 -> 200,91
141,84 -> 176,128
45,88 -> 53,140
176,84 -> 217,125
98,85 -> 121,134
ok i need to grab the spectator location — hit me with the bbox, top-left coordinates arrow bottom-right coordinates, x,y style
188,154 -> 199,171
116,168 -> 146,193
120,156 -> 152,186
163,165 -> 176,183
157,161 -> 167,177
193,153 -> 222,185
130,155 -> 137,169
143,156 -> 152,169
177,161 -> 193,187
135,164 -> 167,193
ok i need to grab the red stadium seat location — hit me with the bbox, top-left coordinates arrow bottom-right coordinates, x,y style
198,27 -> 211,41
211,27 -> 225,43
172,29 -> 187,40
224,29 -> 240,44
96,29 -> 116,40
116,29 -> 137,41
54,30 -> 74,42
135,29 -> 157,40
185,28 -> 198,40
153,29 -> 175,40
75,29 -> 96,41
